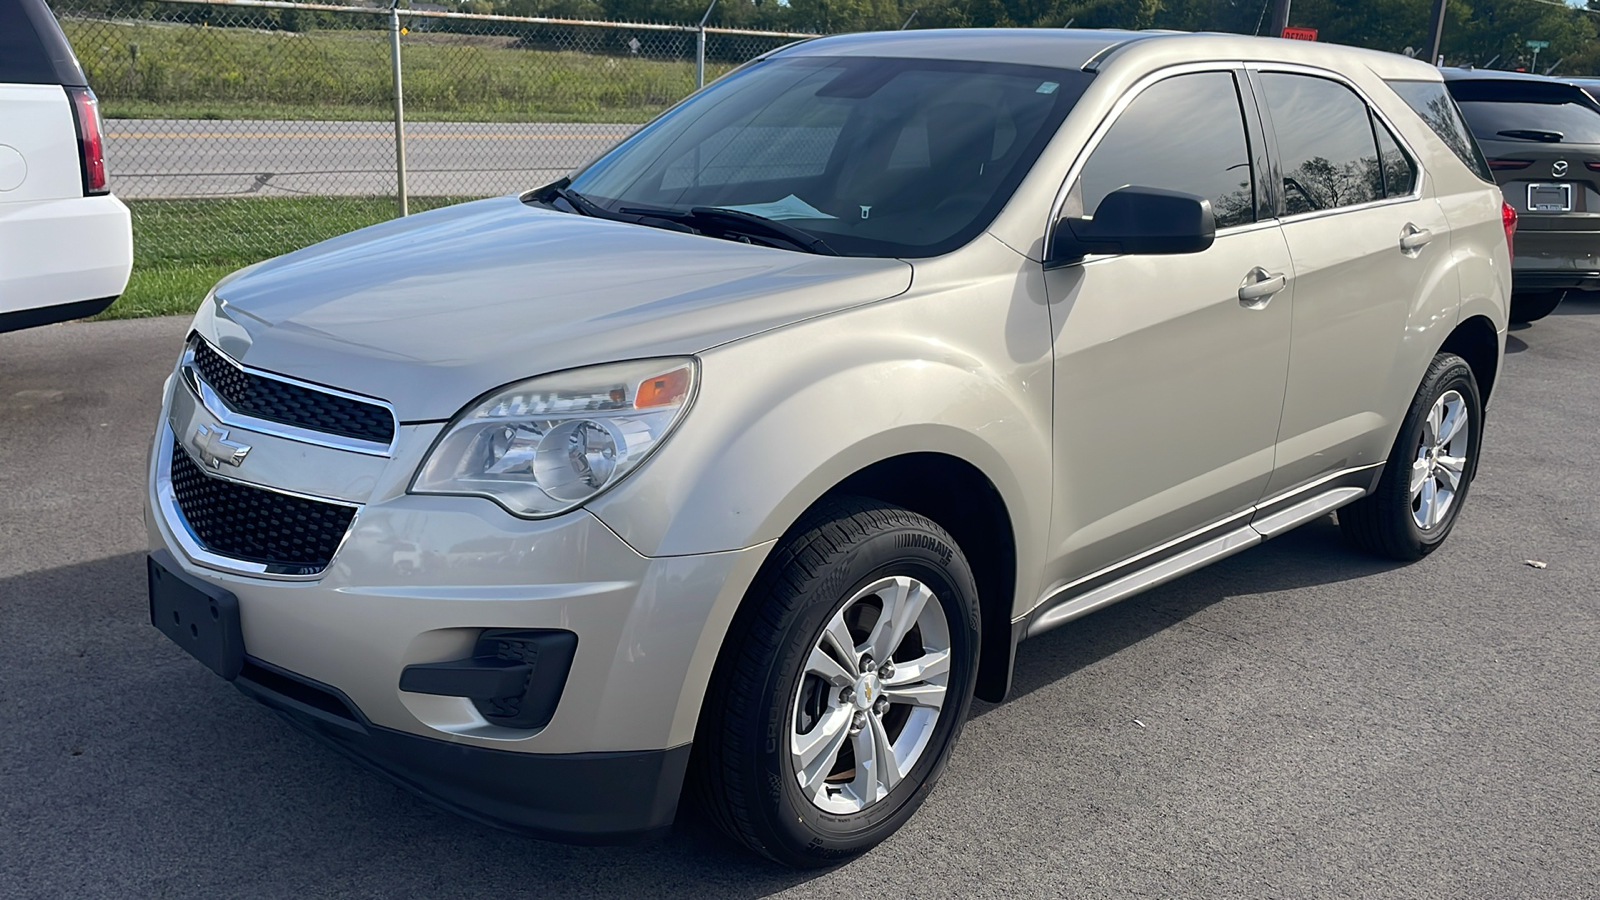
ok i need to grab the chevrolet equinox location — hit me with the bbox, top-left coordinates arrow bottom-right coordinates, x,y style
146,29 -> 1512,866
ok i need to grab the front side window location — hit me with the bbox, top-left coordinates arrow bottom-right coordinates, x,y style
1075,71 -> 1256,229
1259,73 -> 1383,215
568,56 -> 1092,258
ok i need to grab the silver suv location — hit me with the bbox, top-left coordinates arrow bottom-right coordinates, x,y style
146,29 -> 1511,866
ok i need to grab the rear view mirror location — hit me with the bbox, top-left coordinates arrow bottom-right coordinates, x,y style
1048,186 -> 1216,266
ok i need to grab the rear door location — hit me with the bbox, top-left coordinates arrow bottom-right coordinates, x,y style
1251,68 -> 1456,500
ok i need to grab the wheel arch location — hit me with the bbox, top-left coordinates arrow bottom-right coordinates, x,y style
1438,313 -> 1501,405
826,453 -> 1020,704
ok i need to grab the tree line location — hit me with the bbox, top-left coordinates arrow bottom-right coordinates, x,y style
475,0 -> 1600,73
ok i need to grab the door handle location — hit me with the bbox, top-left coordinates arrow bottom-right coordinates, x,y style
1400,224 -> 1433,253
1238,268 -> 1286,308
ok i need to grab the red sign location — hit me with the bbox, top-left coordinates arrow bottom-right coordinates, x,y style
1282,26 -> 1318,41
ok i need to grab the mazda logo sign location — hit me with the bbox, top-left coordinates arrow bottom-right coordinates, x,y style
1553,160 -> 1569,177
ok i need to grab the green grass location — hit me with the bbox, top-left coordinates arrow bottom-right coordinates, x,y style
102,196 -> 468,320
61,19 -> 745,123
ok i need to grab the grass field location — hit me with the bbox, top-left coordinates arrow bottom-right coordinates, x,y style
104,196 -> 467,320
61,18 -> 749,123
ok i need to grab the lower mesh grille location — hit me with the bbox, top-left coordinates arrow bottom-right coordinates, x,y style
170,441 -> 356,574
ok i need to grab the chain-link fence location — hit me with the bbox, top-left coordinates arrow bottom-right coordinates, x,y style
47,0 -> 813,316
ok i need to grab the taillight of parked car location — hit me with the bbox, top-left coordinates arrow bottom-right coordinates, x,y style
1487,159 -> 1533,170
65,86 -> 108,196
1586,161 -> 1600,172
1502,201 -> 1518,263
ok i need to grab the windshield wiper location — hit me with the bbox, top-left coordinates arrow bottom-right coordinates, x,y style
525,178 -> 629,221
619,205 -> 838,256
1497,128 -> 1564,143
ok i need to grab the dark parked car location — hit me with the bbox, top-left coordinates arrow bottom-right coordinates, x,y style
1444,68 -> 1600,322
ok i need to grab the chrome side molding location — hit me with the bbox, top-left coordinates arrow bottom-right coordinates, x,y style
1022,465 -> 1381,639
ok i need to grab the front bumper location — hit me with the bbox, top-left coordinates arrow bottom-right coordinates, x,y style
147,387 -> 770,841
237,653 -> 691,843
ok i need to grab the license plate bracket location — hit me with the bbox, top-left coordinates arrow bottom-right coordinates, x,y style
1527,182 -> 1573,212
148,551 -> 244,680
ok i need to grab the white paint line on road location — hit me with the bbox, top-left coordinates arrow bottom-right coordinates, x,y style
109,131 -> 631,140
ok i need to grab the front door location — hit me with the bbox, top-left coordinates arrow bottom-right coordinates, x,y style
1041,69 -> 1294,594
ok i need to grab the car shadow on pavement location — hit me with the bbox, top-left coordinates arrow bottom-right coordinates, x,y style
983,516 -> 1404,713
0,552 -> 821,898
1554,294 -> 1600,315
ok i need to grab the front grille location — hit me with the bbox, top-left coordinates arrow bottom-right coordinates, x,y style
190,338 -> 395,444
170,441 -> 356,573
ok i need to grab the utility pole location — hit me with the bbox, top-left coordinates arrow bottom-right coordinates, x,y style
1268,0 -> 1291,37
1426,0 -> 1447,67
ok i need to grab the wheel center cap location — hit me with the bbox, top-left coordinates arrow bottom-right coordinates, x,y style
853,673 -> 881,710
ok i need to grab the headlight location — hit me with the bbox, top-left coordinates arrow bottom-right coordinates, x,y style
412,358 -> 697,517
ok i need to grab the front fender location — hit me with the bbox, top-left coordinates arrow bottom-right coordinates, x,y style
585,237 -> 1054,605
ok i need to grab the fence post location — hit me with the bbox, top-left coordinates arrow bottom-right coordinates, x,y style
695,0 -> 718,89
389,1 -> 409,217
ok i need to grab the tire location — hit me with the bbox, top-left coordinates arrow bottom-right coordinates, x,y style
1339,353 -> 1482,561
1509,290 -> 1565,324
692,497 -> 981,867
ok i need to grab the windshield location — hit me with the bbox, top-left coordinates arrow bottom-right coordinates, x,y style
566,55 -> 1092,258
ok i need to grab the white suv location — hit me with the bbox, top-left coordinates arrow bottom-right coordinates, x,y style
0,0 -> 131,333
145,29 -> 1510,865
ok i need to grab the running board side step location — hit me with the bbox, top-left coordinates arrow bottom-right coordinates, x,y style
1023,484 -> 1368,640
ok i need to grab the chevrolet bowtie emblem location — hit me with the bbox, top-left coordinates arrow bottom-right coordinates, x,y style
192,424 -> 251,469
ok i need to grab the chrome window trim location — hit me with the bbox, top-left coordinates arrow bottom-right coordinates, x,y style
181,336 -> 396,458
156,425 -> 361,582
1245,62 -> 1428,218
1044,60 -> 1257,262
1044,59 -> 1433,262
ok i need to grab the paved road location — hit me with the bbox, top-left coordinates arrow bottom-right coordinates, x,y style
2,306 -> 1598,898
105,119 -> 639,199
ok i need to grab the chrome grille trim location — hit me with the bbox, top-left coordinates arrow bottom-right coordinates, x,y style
181,335 -> 397,458
155,424 -> 362,581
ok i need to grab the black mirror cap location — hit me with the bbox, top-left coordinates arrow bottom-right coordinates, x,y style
1048,186 -> 1217,266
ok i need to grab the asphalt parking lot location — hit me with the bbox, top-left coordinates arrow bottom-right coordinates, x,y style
2,306 -> 1597,899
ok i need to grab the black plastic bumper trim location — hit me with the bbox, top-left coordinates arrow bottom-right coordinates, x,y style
1514,271 -> 1600,291
0,295 -> 116,334
236,659 -> 690,844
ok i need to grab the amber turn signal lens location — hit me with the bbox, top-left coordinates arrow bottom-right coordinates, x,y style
635,367 -> 692,408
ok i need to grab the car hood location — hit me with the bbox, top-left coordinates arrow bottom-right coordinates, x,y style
202,196 -> 912,421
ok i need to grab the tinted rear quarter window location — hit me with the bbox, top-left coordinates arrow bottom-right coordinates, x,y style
1389,80 -> 1492,182
0,0 -> 86,85
1076,71 -> 1256,228
1259,72 -> 1382,214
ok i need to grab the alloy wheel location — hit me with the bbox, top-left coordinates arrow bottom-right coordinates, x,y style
789,575 -> 952,815
1411,389 -> 1470,530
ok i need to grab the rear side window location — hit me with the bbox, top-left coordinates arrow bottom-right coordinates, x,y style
1076,71 -> 1256,228
1389,79 -> 1493,182
1258,72 -> 1382,215
1446,79 -> 1600,145
1374,119 -> 1417,197
0,0 -> 85,86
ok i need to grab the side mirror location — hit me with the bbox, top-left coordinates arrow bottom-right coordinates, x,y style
1048,186 -> 1216,266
